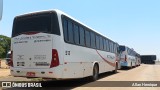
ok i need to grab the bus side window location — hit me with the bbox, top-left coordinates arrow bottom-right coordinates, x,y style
63,19 -> 68,42
106,39 -> 109,52
74,24 -> 80,45
96,35 -> 100,49
85,30 -> 91,47
99,37 -> 103,50
111,42 -> 114,53
114,44 -> 117,53
68,21 -> 74,43
79,27 -> 85,46
90,32 -> 96,48
103,39 -> 107,51
109,41 -> 112,53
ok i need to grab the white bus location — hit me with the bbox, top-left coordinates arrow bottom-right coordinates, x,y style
119,45 -> 137,68
0,0 -> 2,20
10,9 -> 119,81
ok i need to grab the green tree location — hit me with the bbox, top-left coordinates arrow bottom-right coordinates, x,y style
0,46 -> 5,58
0,35 -> 11,58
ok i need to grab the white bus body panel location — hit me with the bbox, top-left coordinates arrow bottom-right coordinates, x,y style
12,33 -> 52,69
62,43 -> 116,78
10,33 -> 64,78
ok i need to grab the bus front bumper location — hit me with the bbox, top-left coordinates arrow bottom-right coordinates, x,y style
120,61 -> 128,66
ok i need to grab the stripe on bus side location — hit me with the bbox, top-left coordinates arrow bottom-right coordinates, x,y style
96,50 -> 116,67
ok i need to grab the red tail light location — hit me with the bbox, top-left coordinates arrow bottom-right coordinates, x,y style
9,51 -> 13,67
125,55 -> 127,62
50,49 -> 59,68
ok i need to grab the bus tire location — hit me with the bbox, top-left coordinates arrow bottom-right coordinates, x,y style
130,62 -> 132,69
90,64 -> 99,81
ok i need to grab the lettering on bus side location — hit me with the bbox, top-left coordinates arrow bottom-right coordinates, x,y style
107,55 -> 115,60
14,41 -> 28,44
13,35 -> 51,41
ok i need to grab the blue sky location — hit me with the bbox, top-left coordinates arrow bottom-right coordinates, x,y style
0,0 -> 160,60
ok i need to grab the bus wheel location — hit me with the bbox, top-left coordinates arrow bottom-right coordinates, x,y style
130,62 -> 132,69
90,64 -> 99,81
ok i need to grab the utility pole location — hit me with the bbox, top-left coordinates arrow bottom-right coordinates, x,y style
0,0 -> 3,21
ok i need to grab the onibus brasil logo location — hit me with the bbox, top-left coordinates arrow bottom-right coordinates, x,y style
2,82 -> 42,88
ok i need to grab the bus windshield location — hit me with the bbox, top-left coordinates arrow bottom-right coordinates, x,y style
12,11 -> 60,37
119,46 -> 125,52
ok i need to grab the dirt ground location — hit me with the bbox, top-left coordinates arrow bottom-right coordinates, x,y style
73,64 -> 160,90
0,61 -> 160,90
0,60 -> 10,78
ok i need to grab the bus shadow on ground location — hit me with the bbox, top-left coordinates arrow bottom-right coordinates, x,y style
3,71 -> 118,90
119,66 -> 138,71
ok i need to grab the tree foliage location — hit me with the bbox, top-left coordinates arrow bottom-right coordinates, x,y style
0,35 -> 11,58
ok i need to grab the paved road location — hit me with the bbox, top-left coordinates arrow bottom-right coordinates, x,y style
0,64 -> 160,90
